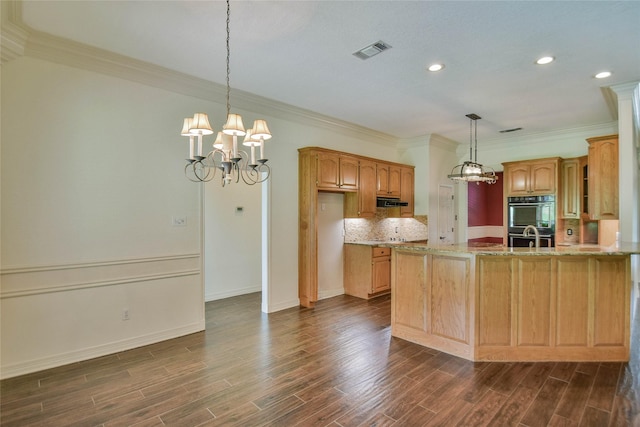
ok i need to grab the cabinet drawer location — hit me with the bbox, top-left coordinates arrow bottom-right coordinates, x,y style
372,247 -> 391,257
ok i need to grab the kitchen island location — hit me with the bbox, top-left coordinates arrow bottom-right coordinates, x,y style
388,242 -> 639,362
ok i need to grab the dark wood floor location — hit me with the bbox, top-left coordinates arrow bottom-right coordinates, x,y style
1,292 -> 639,426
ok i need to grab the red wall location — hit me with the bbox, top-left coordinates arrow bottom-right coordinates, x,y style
468,172 -> 503,227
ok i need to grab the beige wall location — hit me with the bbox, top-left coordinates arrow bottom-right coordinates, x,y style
1,57 -> 205,378
0,52 -> 400,377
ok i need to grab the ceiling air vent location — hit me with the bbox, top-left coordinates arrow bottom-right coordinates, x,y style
353,40 -> 392,60
499,127 -> 523,133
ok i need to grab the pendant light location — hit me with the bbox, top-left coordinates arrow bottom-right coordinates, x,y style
448,114 -> 497,184
180,0 -> 272,185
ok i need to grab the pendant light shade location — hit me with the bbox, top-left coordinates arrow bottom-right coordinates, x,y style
190,113 -> 214,135
222,113 -> 246,136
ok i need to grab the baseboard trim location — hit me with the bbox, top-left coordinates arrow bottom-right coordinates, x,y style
205,286 -> 262,302
263,298 -> 301,313
0,320 -> 205,380
318,288 -> 345,300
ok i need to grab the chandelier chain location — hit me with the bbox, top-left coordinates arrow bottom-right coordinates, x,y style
225,0 -> 231,117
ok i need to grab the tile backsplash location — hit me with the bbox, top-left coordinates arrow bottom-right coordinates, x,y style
344,209 -> 428,242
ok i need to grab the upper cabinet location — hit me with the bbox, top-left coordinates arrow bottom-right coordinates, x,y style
345,159 -> 377,218
587,135 -> 618,220
376,163 -> 401,198
316,152 -> 359,191
560,158 -> 580,219
399,166 -> 415,218
503,158 -> 559,196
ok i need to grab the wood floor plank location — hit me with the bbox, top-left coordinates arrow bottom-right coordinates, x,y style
490,362 -> 534,396
579,406 -> 610,426
521,377 -> 568,427
554,371 -> 596,422
1,292 -> 638,427
587,364 -> 622,413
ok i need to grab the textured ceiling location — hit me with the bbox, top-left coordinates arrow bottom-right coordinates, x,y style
19,0 -> 640,143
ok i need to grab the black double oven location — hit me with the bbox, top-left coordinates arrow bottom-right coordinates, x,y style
507,195 -> 555,247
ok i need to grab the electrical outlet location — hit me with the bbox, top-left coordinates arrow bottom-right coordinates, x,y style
122,309 -> 130,321
172,216 -> 187,226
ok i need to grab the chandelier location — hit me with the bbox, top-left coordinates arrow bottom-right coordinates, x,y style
180,0 -> 272,185
448,113 -> 497,184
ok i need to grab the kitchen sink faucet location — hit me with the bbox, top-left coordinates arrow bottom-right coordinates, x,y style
523,225 -> 540,249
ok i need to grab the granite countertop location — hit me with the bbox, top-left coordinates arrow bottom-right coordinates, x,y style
376,241 -> 640,256
345,239 -> 429,247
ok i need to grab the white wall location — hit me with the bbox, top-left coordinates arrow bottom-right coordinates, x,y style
1,57 -> 204,378
317,192 -> 345,299
204,177 -> 261,301
0,38 -> 401,375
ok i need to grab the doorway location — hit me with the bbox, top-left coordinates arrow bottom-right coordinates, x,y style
203,177 -> 265,306
438,184 -> 455,244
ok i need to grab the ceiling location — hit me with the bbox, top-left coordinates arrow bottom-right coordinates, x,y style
18,1 -> 640,144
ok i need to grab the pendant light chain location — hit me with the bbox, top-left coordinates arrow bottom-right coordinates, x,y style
473,117 -> 478,163
469,116 -> 473,162
225,0 -> 231,117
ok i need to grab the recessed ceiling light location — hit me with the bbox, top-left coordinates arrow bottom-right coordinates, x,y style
595,71 -> 612,79
427,63 -> 445,72
536,56 -> 555,65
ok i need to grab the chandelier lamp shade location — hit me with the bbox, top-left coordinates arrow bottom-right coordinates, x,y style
180,0 -> 272,185
448,113 -> 497,184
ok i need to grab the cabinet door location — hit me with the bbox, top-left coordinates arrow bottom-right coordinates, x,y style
588,136 -> 618,220
377,163 -> 390,196
506,164 -> 530,195
339,156 -> 359,191
560,159 -> 579,219
371,255 -> 391,293
530,162 -> 556,194
388,166 -> 401,197
358,160 -> 377,217
400,167 -> 414,217
316,152 -> 340,189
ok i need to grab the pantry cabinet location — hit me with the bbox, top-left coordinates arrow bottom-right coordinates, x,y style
344,245 -> 391,299
587,135 -> 618,220
503,158 -> 559,196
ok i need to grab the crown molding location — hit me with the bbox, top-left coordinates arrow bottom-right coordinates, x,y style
0,0 -> 28,63
610,81 -> 640,100
428,134 -> 458,152
2,0 -> 397,147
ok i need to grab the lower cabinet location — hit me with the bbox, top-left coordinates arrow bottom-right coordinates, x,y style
344,245 -> 391,299
476,255 -> 630,361
391,249 -> 630,361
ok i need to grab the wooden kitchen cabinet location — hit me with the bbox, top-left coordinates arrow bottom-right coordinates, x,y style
474,254 -> 629,360
560,158 -> 580,219
587,134 -> 618,220
298,146 -> 416,308
399,166 -> 414,218
377,163 -> 401,197
316,151 -> 359,191
345,159 -> 376,218
344,245 -> 391,299
503,158 -> 559,196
